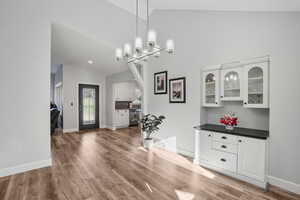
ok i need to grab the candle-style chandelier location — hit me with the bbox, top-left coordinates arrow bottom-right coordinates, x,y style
115,0 -> 175,64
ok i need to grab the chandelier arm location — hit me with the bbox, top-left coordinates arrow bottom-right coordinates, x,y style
127,48 -> 165,64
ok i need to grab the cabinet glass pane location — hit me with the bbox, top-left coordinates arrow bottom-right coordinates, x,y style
224,71 -> 240,97
205,73 -> 216,104
83,88 -> 96,125
248,67 -> 263,104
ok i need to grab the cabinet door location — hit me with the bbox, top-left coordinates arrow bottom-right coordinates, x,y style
199,131 -> 213,162
202,70 -> 221,107
221,68 -> 243,101
114,110 -> 120,126
237,136 -> 266,182
243,62 -> 269,108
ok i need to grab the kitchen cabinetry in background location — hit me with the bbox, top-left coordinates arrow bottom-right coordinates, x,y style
113,82 -> 136,101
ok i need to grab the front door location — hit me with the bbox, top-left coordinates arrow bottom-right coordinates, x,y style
79,84 -> 99,130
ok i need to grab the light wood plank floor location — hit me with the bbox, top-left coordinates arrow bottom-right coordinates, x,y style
0,127 -> 299,200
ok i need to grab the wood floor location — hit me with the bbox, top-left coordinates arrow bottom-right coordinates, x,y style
0,127 -> 299,200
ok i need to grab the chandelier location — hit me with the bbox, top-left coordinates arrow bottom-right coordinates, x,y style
115,0 -> 175,64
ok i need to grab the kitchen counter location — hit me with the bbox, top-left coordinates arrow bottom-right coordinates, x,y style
194,124 -> 269,140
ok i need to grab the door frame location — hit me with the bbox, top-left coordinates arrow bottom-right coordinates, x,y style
77,82 -> 103,131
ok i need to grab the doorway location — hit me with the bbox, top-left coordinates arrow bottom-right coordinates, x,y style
79,84 -> 99,130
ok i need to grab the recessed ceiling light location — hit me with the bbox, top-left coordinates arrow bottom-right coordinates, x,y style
88,60 -> 94,65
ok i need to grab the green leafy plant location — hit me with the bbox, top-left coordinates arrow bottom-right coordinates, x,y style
140,114 -> 165,139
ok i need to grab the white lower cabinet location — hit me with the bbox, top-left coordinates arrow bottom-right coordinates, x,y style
237,136 -> 266,182
199,131 -> 213,162
114,110 -> 129,128
195,130 -> 267,188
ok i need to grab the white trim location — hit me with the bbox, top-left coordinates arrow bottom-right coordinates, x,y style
268,176 -> 300,195
177,148 -> 194,158
106,125 -> 117,131
0,159 -> 52,178
63,128 -> 78,133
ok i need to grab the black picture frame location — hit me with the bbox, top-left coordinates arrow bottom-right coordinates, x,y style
154,71 -> 168,95
169,77 -> 186,103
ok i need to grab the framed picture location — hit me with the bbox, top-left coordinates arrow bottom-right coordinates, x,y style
169,77 -> 186,103
154,71 -> 168,94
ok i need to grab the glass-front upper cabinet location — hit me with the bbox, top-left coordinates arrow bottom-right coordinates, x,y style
243,62 -> 269,108
221,67 -> 243,101
202,70 -> 221,107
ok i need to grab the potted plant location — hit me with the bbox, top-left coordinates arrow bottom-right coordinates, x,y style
220,113 -> 238,130
140,114 -> 165,148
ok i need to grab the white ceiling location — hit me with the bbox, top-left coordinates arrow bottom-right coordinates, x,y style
51,23 -> 128,75
108,0 -> 300,19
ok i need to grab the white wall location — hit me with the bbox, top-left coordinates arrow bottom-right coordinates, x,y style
63,65 -> 106,131
0,0 -> 51,176
51,73 -> 55,102
147,10 -> 300,186
0,0 -> 143,176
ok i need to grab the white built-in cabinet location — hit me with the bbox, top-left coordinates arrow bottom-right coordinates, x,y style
220,67 -> 243,101
114,109 -> 129,128
243,62 -> 269,108
202,56 -> 269,108
237,136 -> 266,182
113,82 -> 136,101
203,70 -> 222,107
194,130 -> 267,188
112,81 -> 137,129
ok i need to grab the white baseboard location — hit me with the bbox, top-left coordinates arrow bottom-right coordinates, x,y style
101,124 -> 107,129
63,128 -> 78,133
177,148 -> 194,158
0,159 -> 52,178
268,176 -> 300,195
106,125 -> 116,131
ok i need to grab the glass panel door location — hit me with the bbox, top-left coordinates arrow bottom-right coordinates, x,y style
224,71 -> 240,98
247,67 -> 263,105
79,84 -> 99,130
83,88 -> 96,125
205,73 -> 216,104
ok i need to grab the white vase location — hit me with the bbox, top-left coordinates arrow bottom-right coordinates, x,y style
143,138 -> 154,149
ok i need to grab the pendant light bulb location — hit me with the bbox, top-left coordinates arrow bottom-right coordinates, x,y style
123,43 -> 132,58
115,48 -> 123,61
135,37 -> 143,55
166,39 -> 175,54
147,30 -> 157,50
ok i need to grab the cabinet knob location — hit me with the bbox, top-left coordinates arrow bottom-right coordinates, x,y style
215,102 -> 218,104
220,158 -> 226,162
221,145 -> 227,149
221,96 -> 223,98
221,136 -> 227,139
238,139 -> 242,143
244,102 -> 247,105
208,134 -> 212,137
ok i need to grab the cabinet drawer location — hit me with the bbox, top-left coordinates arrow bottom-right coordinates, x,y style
213,133 -> 237,144
213,141 -> 237,154
211,150 -> 237,172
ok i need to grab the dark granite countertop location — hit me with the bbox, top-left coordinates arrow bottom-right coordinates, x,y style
194,124 -> 269,140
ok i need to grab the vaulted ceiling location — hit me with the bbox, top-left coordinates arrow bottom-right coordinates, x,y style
108,0 -> 300,19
